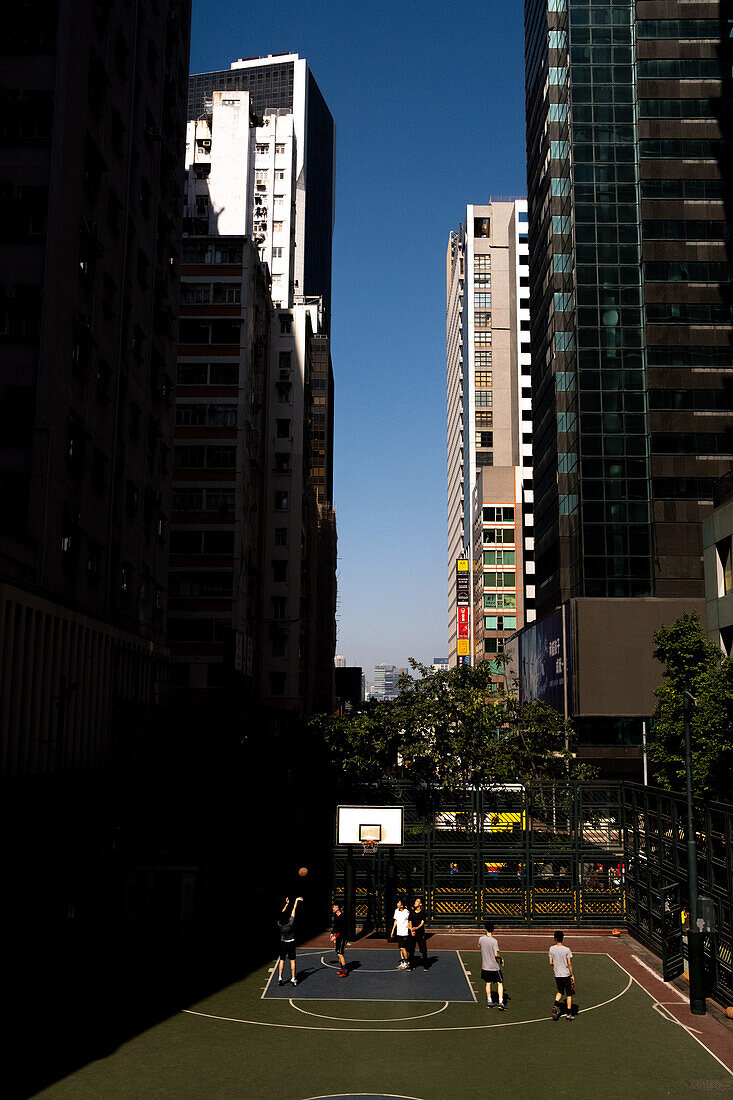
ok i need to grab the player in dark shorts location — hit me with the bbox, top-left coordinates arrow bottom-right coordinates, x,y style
277,896 -> 302,986
330,903 -> 348,977
408,897 -> 429,971
549,929 -> 575,1020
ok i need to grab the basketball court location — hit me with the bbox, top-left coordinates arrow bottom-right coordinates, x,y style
30,803 -> 733,1098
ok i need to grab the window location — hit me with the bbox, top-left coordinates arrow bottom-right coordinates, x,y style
178,364 -> 208,385
548,0 -> 566,10
549,67 -> 568,85
272,246 -> 283,258
554,292 -> 573,312
210,364 -> 238,385
475,350 -> 492,367
275,452 -> 290,472
483,550 -> 516,567
482,571 -> 516,588
275,490 -> 289,510
174,445 -> 205,468
212,284 -> 241,304
476,452 -> 493,467
475,331 -> 492,345
552,215 -> 571,236
176,405 -> 205,426
484,592 -> 516,610
172,489 -> 204,511
549,104 -> 568,122
483,528 -> 514,546
484,615 -> 517,631
275,143 -> 285,153
275,527 -> 287,546
206,489 -> 234,512
475,390 -> 493,406
475,371 -> 493,387
276,418 -> 291,438
273,221 -> 283,233
555,331 -> 574,352
207,446 -> 236,468
475,411 -> 493,426
478,431 -> 493,447
474,218 -> 490,238
256,143 -> 269,154
550,140 -> 569,159
475,293 -> 492,307
474,255 -> 490,271
280,314 -> 292,334
551,178 -> 570,198
553,253 -> 572,273
277,382 -> 291,403
273,194 -> 285,207
272,560 -> 287,582
269,671 -> 286,696
483,507 -> 514,523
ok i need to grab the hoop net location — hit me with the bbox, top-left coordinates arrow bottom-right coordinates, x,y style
360,838 -> 379,857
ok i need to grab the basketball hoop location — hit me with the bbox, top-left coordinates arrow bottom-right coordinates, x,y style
360,838 -> 379,857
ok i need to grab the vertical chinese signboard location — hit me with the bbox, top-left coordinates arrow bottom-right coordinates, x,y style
456,558 -> 470,665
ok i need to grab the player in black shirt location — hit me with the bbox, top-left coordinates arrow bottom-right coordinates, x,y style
330,903 -> 348,977
277,896 -> 302,986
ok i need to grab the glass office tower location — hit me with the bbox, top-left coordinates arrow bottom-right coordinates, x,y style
525,0 -> 733,620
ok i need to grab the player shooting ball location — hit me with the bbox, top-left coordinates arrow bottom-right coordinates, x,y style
277,896 -> 303,987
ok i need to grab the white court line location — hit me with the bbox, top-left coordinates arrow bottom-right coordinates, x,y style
288,999 -> 449,1022
301,1093 -> 425,1099
456,950 -> 478,1002
183,973 -> 632,1032
606,954 -> 732,1078
629,953 -> 688,1001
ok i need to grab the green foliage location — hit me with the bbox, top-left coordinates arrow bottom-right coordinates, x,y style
310,658 -> 588,796
648,613 -> 733,800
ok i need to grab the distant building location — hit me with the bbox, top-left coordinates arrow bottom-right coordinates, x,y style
446,201 -> 534,686
371,664 -> 400,701
432,657 -> 449,673
334,655 -> 346,667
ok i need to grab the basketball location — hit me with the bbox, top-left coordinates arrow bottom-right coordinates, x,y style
726,1006 -> 733,1020
612,928 -> 622,936
298,866 -> 309,878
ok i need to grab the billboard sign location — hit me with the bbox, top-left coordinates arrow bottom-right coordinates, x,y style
517,605 -> 571,714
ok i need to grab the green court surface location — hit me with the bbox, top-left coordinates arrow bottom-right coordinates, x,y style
34,950 -> 733,1099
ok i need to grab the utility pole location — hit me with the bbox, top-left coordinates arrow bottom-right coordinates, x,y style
683,689 -> 706,1015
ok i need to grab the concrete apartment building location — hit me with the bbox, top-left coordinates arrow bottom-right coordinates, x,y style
446,201 -> 534,683
513,0 -> 733,774
0,0 -> 191,778
175,57 -> 337,713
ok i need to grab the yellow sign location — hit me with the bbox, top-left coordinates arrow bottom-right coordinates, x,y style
457,639 -> 470,655
456,559 -> 469,571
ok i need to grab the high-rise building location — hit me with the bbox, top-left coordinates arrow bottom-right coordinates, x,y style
446,201 -> 534,683
176,60 -> 337,713
187,54 -> 335,330
371,664 -> 401,700
518,0 -> 732,766
0,0 -> 191,777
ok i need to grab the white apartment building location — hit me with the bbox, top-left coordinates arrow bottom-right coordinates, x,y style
446,201 -> 534,679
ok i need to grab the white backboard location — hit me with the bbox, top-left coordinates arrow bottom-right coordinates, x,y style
336,805 -> 403,846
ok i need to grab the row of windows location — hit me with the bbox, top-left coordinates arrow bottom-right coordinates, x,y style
648,346 -> 733,368
483,550 -> 515,567
179,319 -> 241,344
474,255 -> 490,271
638,97 -> 721,119
176,404 -> 237,426
484,615 -> 517,632
172,489 -> 235,512
652,477 -> 714,500
475,350 -> 492,367
177,363 -> 239,385
483,572 -> 516,589
646,302 -> 733,325
569,47 -> 633,69
255,142 -> 287,154
475,390 -> 493,407
475,371 -> 493,387
483,592 -> 516,609
170,572 -> 232,597
637,58 -> 721,80
181,282 -> 241,305
483,506 -> 514,523
475,311 -> 492,328
640,139 -> 730,160
475,293 -> 491,307
476,411 -> 493,426
475,332 -> 492,345
649,389 -> 732,413
644,220 -> 729,242
476,453 -> 493,467
483,527 -> 514,545
477,431 -> 493,448
651,433 -> 732,456
174,445 -> 236,468
570,66 -> 635,88
637,19 -> 720,40
182,242 -> 242,265
641,178 -> 727,202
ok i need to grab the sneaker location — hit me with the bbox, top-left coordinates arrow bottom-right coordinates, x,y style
565,1013 -> 575,1021
552,1004 -> 560,1021
278,978 -> 284,986
338,968 -> 347,977
397,961 -> 407,970
488,1000 -> 497,1008
498,1003 -> 505,1011
290,978 -> 298,986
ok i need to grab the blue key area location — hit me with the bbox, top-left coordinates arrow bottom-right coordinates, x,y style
264,948 -> 475,1002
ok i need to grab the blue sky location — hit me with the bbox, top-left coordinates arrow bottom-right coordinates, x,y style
190,1 -> 528,679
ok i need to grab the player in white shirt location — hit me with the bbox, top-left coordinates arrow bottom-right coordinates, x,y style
391,898 -> 411,969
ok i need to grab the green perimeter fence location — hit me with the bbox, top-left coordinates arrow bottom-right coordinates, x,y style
332,782 -> 625,929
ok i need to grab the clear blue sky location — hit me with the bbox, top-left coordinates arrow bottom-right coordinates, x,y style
190,1 -> 528,679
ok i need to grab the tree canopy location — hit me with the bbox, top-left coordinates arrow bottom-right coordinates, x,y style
648,613 -> 733,801
310,658 -> 592,797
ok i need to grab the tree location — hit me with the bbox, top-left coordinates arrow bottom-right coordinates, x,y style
648,613 -> 733,801
310,658 -> 589,797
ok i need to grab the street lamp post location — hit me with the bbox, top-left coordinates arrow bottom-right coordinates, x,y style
683,689 -> 706,1015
